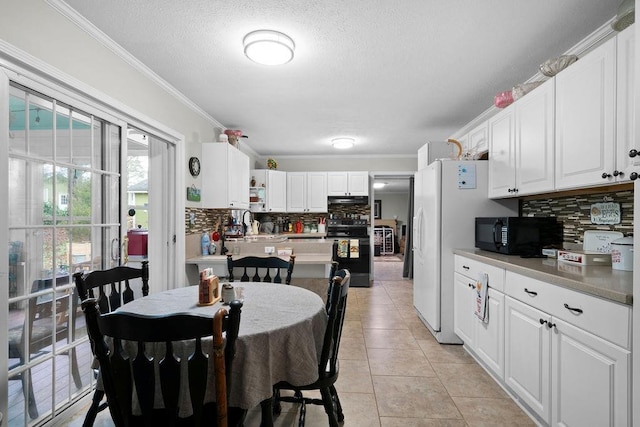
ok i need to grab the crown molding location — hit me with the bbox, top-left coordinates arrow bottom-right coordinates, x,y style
260,153 -> 417,160
46,0 -> 225,131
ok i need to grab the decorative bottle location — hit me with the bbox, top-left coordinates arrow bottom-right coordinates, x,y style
201,232 -> 210,256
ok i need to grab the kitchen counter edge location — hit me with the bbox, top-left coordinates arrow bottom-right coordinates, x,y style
453,249 -> 633,306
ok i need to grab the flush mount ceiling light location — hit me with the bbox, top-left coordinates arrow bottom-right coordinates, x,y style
243,30 -> 295,65
331,137 -> 355,149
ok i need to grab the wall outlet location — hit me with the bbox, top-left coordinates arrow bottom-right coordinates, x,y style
265,246 -> 275,254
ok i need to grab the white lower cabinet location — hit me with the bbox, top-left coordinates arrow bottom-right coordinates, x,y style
551,317 -> 630,427
454,256 -> 631,427
454,256 -> 505,379
504,296 -> 551,423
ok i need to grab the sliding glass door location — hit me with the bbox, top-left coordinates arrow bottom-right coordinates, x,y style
5,84 -> 121,425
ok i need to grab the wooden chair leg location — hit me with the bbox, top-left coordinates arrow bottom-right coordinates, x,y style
82,389 -> 104,427
329,385 -> 344,422
320,387 -> 340,427
70,348 -> 83,389
22,369 -> 39,419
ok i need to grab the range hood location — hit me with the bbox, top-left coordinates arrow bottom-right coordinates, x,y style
328,195 -> 369,205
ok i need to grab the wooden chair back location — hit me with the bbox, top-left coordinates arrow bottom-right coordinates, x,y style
81,298 -> 243,427
73,261 -> 149,313
226,255 -> 295,284
320,269 -> 350,379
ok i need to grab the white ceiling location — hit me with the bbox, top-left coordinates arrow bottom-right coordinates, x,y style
62,0 -> 618,161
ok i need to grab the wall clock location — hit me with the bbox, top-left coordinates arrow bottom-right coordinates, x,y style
188,156 -> 201,177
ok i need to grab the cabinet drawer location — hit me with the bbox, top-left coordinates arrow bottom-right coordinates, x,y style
455,255 -> 505,292
505,271 -> 631,349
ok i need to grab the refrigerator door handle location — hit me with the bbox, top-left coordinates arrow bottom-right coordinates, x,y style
413,207 -> 423,253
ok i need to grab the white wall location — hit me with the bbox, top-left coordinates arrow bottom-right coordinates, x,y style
374,192 -> 410,235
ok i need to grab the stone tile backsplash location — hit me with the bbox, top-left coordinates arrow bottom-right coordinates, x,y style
521,188 -> 634,247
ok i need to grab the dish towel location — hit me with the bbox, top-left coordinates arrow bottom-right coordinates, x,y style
350,239 -> 359,258
474,272 -> 489,323
337,240 -> 349,258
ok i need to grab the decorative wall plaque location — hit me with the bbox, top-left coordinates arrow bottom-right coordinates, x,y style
590,202 -> 621,225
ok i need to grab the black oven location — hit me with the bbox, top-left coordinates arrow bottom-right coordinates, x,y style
327,219 -> 371,287
475,217 -> 562,255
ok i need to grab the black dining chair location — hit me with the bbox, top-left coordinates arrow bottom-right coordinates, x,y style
8,275 -> 82,420
80,297 -> 243,427
72,261 -> 149,426
226,254 -> 295,284
272,269 -> 351,427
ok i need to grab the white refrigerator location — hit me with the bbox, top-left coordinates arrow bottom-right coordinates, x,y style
413,160 -> 517,343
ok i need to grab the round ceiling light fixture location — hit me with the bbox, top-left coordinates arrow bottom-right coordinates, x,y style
331,137 -> 355,149
243,30 -> 295,65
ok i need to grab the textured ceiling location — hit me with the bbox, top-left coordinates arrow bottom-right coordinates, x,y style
62,0 -> 618,159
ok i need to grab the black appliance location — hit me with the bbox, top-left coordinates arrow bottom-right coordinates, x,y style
475,217 -> 562,255
327,218 -> 370,287
328,195 -> 369,206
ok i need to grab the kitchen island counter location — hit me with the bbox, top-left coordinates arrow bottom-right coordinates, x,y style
453,249 -> 633,305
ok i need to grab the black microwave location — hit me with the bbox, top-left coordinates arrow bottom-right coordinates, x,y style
475,217 -> 562,255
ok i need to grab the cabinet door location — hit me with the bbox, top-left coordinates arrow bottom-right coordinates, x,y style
453,272 -> 475,347
266,170 -> 287,212
488,106 -> 517,198
306,172 -> 328,212
468,122 -> 488,158
515,78 -> 555,196
327,172 -> 348,196
551,317 -> 630,427
286,172 -> 307,212
504,296 -> 551,424
228,147 -> 249,209
555,37 -> 616,189
347,172 -> 369,196
475,289 -> 505,380
616,25 -> 638,181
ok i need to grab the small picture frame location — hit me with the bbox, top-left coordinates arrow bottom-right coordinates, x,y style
187,185 -> 201,202
374,200 -> 382,219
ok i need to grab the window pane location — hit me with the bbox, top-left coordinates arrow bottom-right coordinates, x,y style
8,92 -> 26,154
70,169 -> 93,223
29,98 -> 54,160
71,110 -> 93,168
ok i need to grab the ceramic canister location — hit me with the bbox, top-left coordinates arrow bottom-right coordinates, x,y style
611,236 -> 634,271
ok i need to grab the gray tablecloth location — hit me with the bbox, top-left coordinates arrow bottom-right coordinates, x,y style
115,283 -> 327,414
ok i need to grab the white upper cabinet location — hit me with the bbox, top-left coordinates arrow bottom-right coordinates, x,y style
327,171 -> 369,196
286,172 -> 328,212
467,122 -> 488,158
489,78 -> 556,198
200,143 -> 249,209
514,77 -> 555,196
488,105 -> 516,198
250,169 -> 287,213
616,25 -> 639,181
555,37 -> 616,190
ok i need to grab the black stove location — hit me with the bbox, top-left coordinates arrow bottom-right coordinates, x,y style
326,218 -> 369,238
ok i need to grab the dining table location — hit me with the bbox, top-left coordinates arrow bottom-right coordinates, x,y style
114,282 -> 328,426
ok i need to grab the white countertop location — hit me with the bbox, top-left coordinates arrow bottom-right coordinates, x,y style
454,249 -> 633,305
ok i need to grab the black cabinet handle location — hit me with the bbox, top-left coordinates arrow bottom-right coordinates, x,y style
463,265 -> 470,270
602,172 -> 612,179
539,318 -> 547,326
613,170 -> 624,177
629,149 -> 638,158
468,283 -> 474,289
524,288 -> 538,296
563,303 -> 583,314
547,322 -> 556,330
630,172 -> 638,181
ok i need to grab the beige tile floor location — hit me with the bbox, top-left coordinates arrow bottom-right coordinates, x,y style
67,258 -> 536,426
